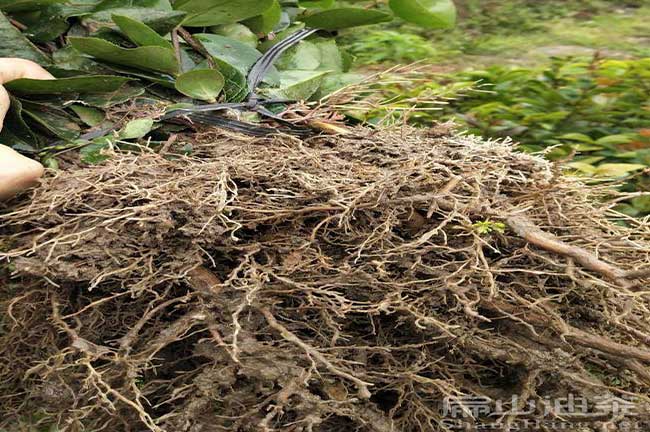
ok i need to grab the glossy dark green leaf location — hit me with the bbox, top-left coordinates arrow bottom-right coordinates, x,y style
69,37 -> 179,75
5,76 -> 132,95
21,4 -> 70,43
1,97 -> 40,147
175,69 -> 225,102
57,0 -> 103,17
300,8 -> 392,30
75,84 -> 145,108
0,0 -> 64,12
52,46 -> 112,74
0,12 -> 49,64
83,7 -> 186,34
112,14 -> 172,48
242,0 -> 281,34
388,0 -> 456,29
22,104 -> 81,140
176,0 -> 274,27
0,129 -> 38,152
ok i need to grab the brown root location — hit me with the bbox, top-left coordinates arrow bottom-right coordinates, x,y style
1,126 -> 649,431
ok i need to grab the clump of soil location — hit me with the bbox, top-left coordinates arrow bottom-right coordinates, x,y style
1,125 -> 650,431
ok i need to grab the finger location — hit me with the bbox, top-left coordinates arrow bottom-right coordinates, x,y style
0,84 -> 9,131
0,58 -> 55,132
0,144 -> 44,200
0,58 -> 54,84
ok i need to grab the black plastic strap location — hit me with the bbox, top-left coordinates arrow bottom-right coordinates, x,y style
246,28 -> 318,99
184,112 -> 312,137
161,27 -> 319,136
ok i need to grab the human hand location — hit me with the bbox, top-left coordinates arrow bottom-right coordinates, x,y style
0,58 -> 54,200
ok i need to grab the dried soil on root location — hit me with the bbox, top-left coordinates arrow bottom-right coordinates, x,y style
1,126 -> 650,431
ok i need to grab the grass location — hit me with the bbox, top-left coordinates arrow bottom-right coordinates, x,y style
467,6 -> 650,63
341,2 -> 650,69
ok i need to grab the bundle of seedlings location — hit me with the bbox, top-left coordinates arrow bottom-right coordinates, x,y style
1,124 -> 650,432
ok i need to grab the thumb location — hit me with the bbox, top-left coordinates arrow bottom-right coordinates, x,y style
0,58 -> 55,133
0,58 -> 54,83
0,143 -> 44,200
0,84 -> 8,132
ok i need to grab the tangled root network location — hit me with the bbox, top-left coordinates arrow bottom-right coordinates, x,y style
2,125 -> 650,432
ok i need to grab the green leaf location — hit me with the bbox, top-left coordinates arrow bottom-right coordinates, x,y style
299,0 -> 334,8
258,23 -> 305,52
565,161 -> 597,174
209,23 -> 258,48
5,76 -> 132,94
388,0 -> 456,29
558,133 -> 593,143
0,12 -> 49,64
52,46 -> 112,74
112,14 -> 172,48
472,220 -> 506,235
104,65 -> 176,87
69,37 -> 178,75
212,60 -> 248,102
313,39 -> 344,72
194,34 -> 276,82
22,4 -> 70,43
631,195 -> 650,213
58,0 -> 105,17
573,144 -> 604,152
0,129 -> 38,152
176,0 -> 274,27
314,73 -> 364,99
83,7 -> 186,34
595,134 -> 633,146
275,41 -> 322,71
175,69 -> 225,102
0,97 -> 40,147
594,163 -> 647,177
94,0 -> 172,9
300,8 -> 392,30
76,85 -> 146,108
275,39 -> 343,72
242,0 -> 281,34
80,139 -> 111,164
70,105 -> 106,127
0,0 -> 65,12
22,104 -> 81,140
577,156 -> 605,165
262,70 -> 330,101
119,118 -> 154,139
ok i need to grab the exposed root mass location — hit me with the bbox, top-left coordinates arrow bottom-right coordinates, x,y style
1,126 -> 650,431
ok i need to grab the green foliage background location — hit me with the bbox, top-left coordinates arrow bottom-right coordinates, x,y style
339,0 -> 650,216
